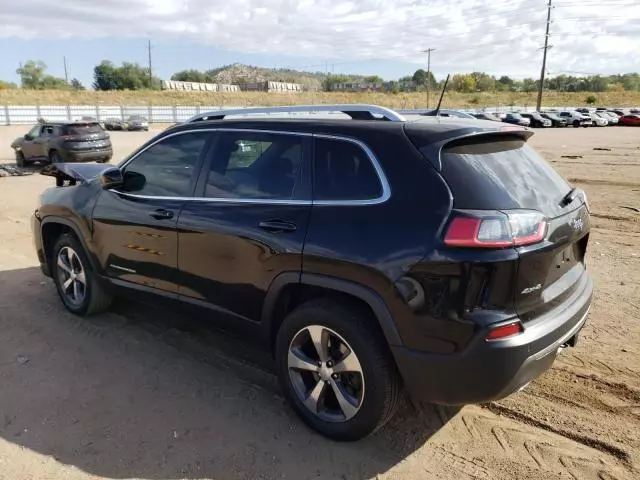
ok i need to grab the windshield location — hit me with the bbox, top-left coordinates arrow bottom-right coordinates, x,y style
441,136 -> 571,218
65,123 -> 104,135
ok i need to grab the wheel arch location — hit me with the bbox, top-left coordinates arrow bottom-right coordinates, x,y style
41,217 -> 100,274
262,272 -> 403,351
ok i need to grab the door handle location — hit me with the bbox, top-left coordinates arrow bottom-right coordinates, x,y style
258,220 -> 297,233
149,209 -> 174,220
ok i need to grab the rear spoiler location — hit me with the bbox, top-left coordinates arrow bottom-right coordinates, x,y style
41,163 -> 112,187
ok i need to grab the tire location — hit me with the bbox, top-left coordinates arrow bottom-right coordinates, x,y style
15,150 -> 26,168
573,120 -> 580,128
275,298 -> 401,441
49,150 -> 62,164
51,233 -> 112,316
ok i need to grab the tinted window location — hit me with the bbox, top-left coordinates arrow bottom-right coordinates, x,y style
204,132 -> 303,200
121,132 -> 211,197
65,123 -> 104,135
441,136 -> 570,218
313,138 -> 382,201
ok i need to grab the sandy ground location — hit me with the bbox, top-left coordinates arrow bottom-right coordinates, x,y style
0,124 -> 638,480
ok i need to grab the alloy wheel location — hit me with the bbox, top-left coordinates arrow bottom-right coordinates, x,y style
288,325 -> 365,423
56,246 -> 86,306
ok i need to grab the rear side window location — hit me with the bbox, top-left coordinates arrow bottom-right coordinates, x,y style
65,123 -> 104,135
204,132 -> 304,200
313,138 -> 382,201
441,137 -> 570,218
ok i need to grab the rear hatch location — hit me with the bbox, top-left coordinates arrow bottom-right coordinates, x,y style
63,123 -> 111,151
413,132 -> 590,322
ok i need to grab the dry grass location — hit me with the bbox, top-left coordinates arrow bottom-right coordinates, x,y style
1,89 -> 640,109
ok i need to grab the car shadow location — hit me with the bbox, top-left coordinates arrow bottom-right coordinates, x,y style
0,266 -> 460,480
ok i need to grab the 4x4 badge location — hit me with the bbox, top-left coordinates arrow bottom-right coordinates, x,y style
570,218 -> 584,232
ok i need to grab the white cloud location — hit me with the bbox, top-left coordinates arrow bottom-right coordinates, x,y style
2,0 -> 639,76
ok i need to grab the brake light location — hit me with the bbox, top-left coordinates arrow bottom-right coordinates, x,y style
444,211 -> 548,248
486,322 -> 523,341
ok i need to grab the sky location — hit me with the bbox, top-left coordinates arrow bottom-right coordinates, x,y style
1,0 -> 639,87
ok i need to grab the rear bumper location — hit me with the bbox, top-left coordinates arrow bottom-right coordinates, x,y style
392,273 -> 593,405
62,149 -> 113,163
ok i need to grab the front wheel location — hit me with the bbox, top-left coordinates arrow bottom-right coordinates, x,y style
275,299 -> 401,441
52,233 -> 112,315
49,151 -> 62,164
573,120 -> 580,128
15,150 -> 26,168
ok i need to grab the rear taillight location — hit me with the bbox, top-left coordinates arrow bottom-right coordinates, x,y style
486,321 -> 523,341
444,211 -> 548,248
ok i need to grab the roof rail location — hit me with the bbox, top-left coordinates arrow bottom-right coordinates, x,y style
184,104 -> 406,123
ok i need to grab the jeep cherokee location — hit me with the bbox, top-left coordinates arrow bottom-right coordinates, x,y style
32,105 -> 592,441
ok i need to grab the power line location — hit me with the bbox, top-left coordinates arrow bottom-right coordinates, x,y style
537,0 -> 553,111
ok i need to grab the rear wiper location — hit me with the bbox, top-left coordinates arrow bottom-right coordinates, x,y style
560,187 -> 577,207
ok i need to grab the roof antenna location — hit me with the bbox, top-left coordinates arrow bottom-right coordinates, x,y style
434,74 -> 450,117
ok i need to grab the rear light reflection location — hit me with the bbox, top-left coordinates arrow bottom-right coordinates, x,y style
444,211 -> 548,248
486,322 -> 523,341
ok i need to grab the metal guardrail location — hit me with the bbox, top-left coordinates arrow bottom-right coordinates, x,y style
0,104 -> 550,125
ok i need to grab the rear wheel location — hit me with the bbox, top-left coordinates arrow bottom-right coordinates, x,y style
275,299 -> 401,441
52,233 -> 112,315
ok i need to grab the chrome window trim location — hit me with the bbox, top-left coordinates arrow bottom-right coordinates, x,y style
113,128 -> 390,206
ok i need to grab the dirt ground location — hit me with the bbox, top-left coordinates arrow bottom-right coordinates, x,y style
0,124 -> 638,480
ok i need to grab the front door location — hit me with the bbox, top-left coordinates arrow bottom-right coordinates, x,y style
176,130 -> 312,322
92,130 -> 215,293
21,125 -> 45,160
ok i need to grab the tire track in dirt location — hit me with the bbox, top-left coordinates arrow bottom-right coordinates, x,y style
454,410 -> 633,479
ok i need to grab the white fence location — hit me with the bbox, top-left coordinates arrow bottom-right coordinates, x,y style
0,104 -> 545,125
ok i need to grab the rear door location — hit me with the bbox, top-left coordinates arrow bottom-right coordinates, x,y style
92,130 -> 214,293
176,130 -> 312,322
438,135 -> 590,322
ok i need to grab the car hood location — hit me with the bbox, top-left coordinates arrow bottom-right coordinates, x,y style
41,162 -> 113,184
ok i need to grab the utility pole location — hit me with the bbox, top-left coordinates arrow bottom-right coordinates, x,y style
63,56 -> 69,83
536,0 -> 553,111
147,40 -> 153,89
423,48 -> 435,108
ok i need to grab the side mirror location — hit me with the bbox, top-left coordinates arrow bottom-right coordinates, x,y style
24,134 -> 34,141
100,168 -> 123,189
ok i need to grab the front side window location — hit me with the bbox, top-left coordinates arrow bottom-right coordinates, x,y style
313,137 -> 382,201
120,131 -> 211,197
26,125 -> 41,138
204,132 -> 304,200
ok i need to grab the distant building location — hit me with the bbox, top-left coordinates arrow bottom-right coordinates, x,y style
330,82 -> 384,92
240,81 -> 304,93
161,80 -> 240,92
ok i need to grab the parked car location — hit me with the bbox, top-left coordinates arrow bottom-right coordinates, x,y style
619,114 -> 640,126
540,112 -> 568,127
609,109 -> 629,117
33,104 -> 592,441
418,109 -> 476,119
125,115 -> 150,131
472,112 -> 501,122
104,118 -> 125,131
10,121 -> 112,167
588,112 -> 608,127
595,112 -> 618,125
558,111 -> 591,127
630,108 -> 640,114
520,112 -> 552,128
502,113 -> 531,127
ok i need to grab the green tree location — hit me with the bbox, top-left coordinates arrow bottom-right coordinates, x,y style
412,69 -> 436,88
16,60 -> 47,88
585,95 -> 597,105
171,69 -> 210,83
70,78 -> 85,90
93,60 -> 159,90
450,74 -> 476,93
322,74 -> 352,91
363,75 -> 384,84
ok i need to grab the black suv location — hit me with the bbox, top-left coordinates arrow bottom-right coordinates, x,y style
32,105 -> 592,441
11,121 -> 112,167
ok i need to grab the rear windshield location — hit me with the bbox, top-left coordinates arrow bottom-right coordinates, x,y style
441,136 -> 571,218
65,123 -> 103,135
